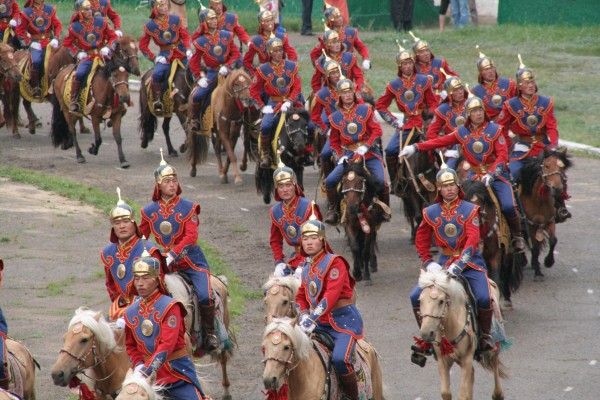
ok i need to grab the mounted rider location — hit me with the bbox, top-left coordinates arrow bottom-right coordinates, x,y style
400,96 -> 526,253
249,35 -> 306,169
0,0 -> 22,44
139,0 -> 192,113
101,188 -> 166,321
471,49 -> 518,121
205,0 -> 251,49
270,162 -> 322,278
375,43 -> 438,188
309,3 -> 370,71
409,164 -> 496,357
19,0 -> 62,97
139,152 -> 220,352
324,78 -> 391,225
124,252 -> 208,399
62,0 -> 118,113
188,6 -> 241,134
69,0 -> 122,37
295,216 -> 362,400
243,6 -> 297,75
496,55 -> 571,223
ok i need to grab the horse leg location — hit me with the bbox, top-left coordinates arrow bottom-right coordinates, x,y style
531,242 -> 544,282
456,361 -> 475,400
544,227 -> 557,268
88,115 -> 103,156
223,125 -> 242,185
66,114 -> 85,163
437,357 -> 453,400
347,230 -> 363,282
362,233 -> 372,285
110,113 -> 130,169
162,117 -> 178,157
22,100 -> 38,135
491,353 -> 505,400
370,231 -> 378,273
78,118 -> 90,134
213,135 -> 227,184
219,352 -> 232,400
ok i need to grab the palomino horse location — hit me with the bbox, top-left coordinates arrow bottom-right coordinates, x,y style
164,273 -> 234,400
0,43 -> 23,137
262,317 -> 384,400
462,180 -> 524,311
418,271 -> 507,400
263,275 -> 300,324
340,159 -> 385,284
51,307 -> 129,399
519,147 -> 572,281
50,57 -> 132,167
2,339 -> 38,400
139,62 -> 194,157
255,108 -> 311,204
115,370 -> 164,400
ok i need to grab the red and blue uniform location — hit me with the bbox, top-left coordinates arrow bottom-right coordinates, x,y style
69,0 -> 121,30
410,197 -> 491,309
125,291 -> 205,399
311,51 -> 363,93
296,251 -> 362,374
0,0 -> 21,43
309,26 -> 370,64
416,57 -> 459,95
213,11 -> 250,45
472,77 -> 517,121
325,103 -> 385,192
140,196 -> 213,307
426,97 -> 467,169
243,30 -> 297,75
496,94 -> 558,180
62,15 -> 117,81
20,0 -> 62,70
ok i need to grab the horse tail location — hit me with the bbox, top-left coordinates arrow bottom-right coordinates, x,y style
50,94 -> 72,149
502,251 -> 524,295
481,351 -> 509,380
138,80 -> 157,148
255,165 -> 273,204
186,132 -> 209,165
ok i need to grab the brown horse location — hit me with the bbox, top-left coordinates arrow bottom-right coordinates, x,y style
519,147 -> 572,281
51,307 -> 129,399
2,339 -> 38,400
263,275 -> 300,325
0,43 -> 23,137
50,56 -> 132,167
262,317 -> 384,400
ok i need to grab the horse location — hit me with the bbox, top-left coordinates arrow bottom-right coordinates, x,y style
262,317 -> 384,400
50,56 -> 132,167
255,108 -> 311,204
395,130 -> 438,242
461,179 -> 524,311
139,62 -> 194,157
418,270 -> 508,400
0,43 -> 23,138
519,147 -> 572,281
239,106 -> 261,173
340,159 -> 385,284
115,370 -> 164,400
1,339 -> 38,400
263,275 -> 300,325
163,273 -> 234,400
50,307 -> 129,399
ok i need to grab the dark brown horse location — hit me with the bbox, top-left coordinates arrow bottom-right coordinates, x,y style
139,61 -> 194,157
519,147 -> 572,281
0,43 -> 23,137
340,159 -> 385,285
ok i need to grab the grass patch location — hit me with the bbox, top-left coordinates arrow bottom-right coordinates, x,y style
0,237 -> 9,243
42,276 -> 77,297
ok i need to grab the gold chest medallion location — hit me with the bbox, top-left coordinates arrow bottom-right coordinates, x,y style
141,319 -> 154,336
35,17 -> 44,27
404,90 -> 415,101
276,77 -> 286,88
491,94 -> 503,106
117,263 -> 126,279
347,122 -> 358,134
526,115 -> 538,127
472,141 -> 484,154
94,11 -> 102,17
444,223 -> 457,237
455,115 -> 466,126
163,31 -> 172,41
309,281 -> 318,297
87,33 -> 97,43
159,221 -> 172,235
213,45 -> 223,56
0,5 -> 7,13
286,225 -> 297,239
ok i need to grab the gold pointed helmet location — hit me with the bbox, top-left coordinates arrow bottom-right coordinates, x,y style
465,95 -> 485,116
476,46 -> 495,72
109,187 -> 135,223
154,152 -> 177,184
443,75 -> 463,95
266,34 -> 283,53
515,54 -> 535,85
436,163 -> 460,188
324,3 -> 341,22
395,40 -> 414,65
409,31 -> 429,52
74,0 -> 92,12
322,28 -> 340,45
336,78 -> 354,95
324,59 -> 342,77
300,208 -> 326,240
132,243 -> 161,278
273,160 -> 297,186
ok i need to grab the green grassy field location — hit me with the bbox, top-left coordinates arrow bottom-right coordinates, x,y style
53,2 -> 600,146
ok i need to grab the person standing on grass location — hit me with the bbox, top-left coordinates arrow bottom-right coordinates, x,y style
301,0 -> 313,36
450,0 -> 469,28
390,0 -> 414,32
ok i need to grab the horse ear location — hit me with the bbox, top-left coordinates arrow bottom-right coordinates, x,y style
291,315 -> 299,326
557,146 -> 567,155
93,311 -> 103,321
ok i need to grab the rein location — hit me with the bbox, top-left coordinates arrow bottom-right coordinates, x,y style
0,54 -> 20,77
262,342 -> 301,377
421,285 -> 472,349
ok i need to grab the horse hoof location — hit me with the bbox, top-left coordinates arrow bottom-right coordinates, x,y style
12,133 -> 21,139
501,300 -> 513,312
120,161 -> 131,169
370,265 -> 378,273
533,274 -> 545,282
169,150 -> 178,157
190,168 -> 196,178
35,119 -> 43,128
107,121 -> 113,128
77,157 -> 86,164
234,177 -> 243,186
363,279 -> 373,286
240,163 -> 247,172
88,145 -> 98,155
80,126 -> 91,134
544,258 -> 555,268
179,143 -> 186,153
220,175 -> 228,184
28,127 -> 35,135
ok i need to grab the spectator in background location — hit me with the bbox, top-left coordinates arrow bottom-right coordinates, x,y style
469,0 -> 478,24
301,0 -> 313,36
390,0 -> 414,32
439,0 -> 450,31
327,0 -> 349,25
451,0 -> 468,28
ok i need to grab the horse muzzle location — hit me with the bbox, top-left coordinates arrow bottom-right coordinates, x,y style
50,367 -> 75,387
119,94 -> 130,105
263,375 -> 282,391
239,97 -> 251,108
421,330 -> 436,343
348,204 -> 360,215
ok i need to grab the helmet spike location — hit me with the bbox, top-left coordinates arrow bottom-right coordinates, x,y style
309,201 -> 318,221
198,0 -> 206,11
408,30 -> 419,43
324,1 -> 332,8
116,187 -> 124,205
518,54 -> 526,70
439,67 -> 450,79
322,18 -> 330,31
159,148 -> 166,166
322,48 -> 332,63
141,236 -> 151,258
395,39 -> 405,52
465,83 -> 474,98
476,45 -> 486,59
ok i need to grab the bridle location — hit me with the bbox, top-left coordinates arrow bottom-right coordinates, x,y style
264,286 -> 297,324
0,52 -> 20,77
540,159 -> 566,186
59,335 -> 117,380
262,334 -> 301,377
281,115 -> 308,153
114,42 -> 139,65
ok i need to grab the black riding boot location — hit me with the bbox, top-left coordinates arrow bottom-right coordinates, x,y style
189,101 -> 203,134
325,188 -> 340,225
338,372 -> 359,400
506,215 -> 526,253
151,82 -> 163,112
200,304 -> 219,352
477,307 -> 495,352
386,155 -> 399,194
259,135 -> 272,169
29,68 -> 42,97
69,79 -> 82,112
555,196 -> 571,223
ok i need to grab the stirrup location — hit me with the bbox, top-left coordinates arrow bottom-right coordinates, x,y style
410,346 -> 428,367
479,334 -> 495,352
153,100 -> 163,112
325,210 -> 339,225
260,156 -> 272,169
204,334 -> 219,352
556,207 -> 571,223
69,102 -> 79,112
511,236 -> 526,253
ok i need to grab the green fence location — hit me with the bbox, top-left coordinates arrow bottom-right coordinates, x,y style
498,0 -> 600,25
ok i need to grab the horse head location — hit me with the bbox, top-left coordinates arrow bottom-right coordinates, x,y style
227,69 -> 252,108
282,108 -> 310,156
262,317 -> 311,391
462,179 -> 495,230
263,276 -> 300,325
51,307 -> 119,387
108,64 -> 131,106
342,159 -> 376,215
115,370 -> 163,400
0,43 -> 22,82
114,35 -> 140,76
521,147 -> 572,199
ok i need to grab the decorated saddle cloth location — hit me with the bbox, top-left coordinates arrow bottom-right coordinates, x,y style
312,338 -> 374,400
62,57 -> 105,117
146,59 -> 185,118
18,49 -> 52,103
6,348 -> 25,397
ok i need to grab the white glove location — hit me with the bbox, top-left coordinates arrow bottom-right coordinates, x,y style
449,263 -> 462,275
49,39 -> 59,48
116,317 -> 126,329
165,254 -> 175,266
115,30 -> 123,38
443,149 -> 459,159
513,143 -> 530,153
399,144 -> 416,158
100,46 -> 111,57
293,267 -> 303,280
261,105 -> 274,114
218,66 -> 229,76
9,19 -> 17,28
440,90 -> 448,100
362,59 -> 371,70
155,55 -> 167,64
481,174 -> 493,187
299,318 -> 316,334
77,52 -> 87,61
274,262 -> 287,277
337,155 -> 348,165
280,101 -> 292,113
392,119 -> 404,129
186,49 -> 193,60
133,364 -> 145,378
30,41 -> 42,51
355,145 -> 369,156
198,77 -> 208,88
426,262 -> 443,274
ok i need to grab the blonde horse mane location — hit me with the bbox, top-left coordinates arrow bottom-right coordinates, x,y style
262,275 -> 301,298
120,374 -> 165,400
163,273 -> 192,309
69,307 -> 120,354
419,271 -> 466,305
264,317 -> 311,361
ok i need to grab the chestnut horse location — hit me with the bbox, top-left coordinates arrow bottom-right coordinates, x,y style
51,307 -> 129,399
263,275 -> 300,324
0,43 -> 23,138
418,271 -> 508,400
519,147 -> 572,281
2,339 -> 38,400
262,317 -> 384,400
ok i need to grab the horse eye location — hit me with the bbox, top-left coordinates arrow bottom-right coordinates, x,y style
81,338 -> 89,344
284,345 -> 290,351
282,300 -> 289,305
438,300 -> 444,306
